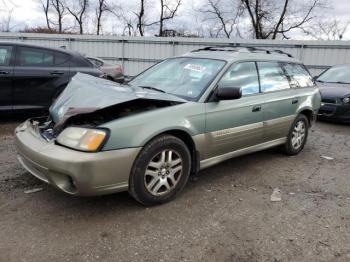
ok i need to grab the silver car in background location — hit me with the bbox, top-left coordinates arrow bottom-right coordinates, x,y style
87,57 -> 124,83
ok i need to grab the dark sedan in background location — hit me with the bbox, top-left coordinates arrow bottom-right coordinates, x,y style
0,42 -> 102,113
315,64 -> 350,123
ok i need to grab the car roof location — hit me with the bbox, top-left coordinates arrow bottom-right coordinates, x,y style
0,41 -> 80,56
180,46 -> 301,64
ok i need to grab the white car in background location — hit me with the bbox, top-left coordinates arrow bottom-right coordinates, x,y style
87,57 -> 124,83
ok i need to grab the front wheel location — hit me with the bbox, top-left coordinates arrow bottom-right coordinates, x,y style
129,135 -> 191,206
283,114 -> 309,155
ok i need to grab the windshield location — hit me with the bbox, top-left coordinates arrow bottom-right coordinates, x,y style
317,65 -> 350,84
129,57 -> 226,101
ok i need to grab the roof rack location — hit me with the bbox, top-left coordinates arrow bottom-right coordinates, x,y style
191,45 -> 293,58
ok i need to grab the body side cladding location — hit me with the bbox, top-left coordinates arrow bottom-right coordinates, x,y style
200,138 -> 287,170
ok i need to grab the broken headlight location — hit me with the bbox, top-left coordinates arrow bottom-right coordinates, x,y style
56,127 -> 108,152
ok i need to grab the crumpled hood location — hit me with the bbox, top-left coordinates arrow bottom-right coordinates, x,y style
317,82 -> 350,98
50,73 -> 186,123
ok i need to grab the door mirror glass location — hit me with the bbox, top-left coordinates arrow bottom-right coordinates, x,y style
216,86 -> 242,100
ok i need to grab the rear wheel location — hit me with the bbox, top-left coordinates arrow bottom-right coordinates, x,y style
129,135 -> 191,205
283,114 -> 309,155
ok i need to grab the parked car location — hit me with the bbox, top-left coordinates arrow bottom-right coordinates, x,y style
15,47 -> 321,205
315,64 -> 350,123
0,42 -> 103,113
87,57 -> 124,83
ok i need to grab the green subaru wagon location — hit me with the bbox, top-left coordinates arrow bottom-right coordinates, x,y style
15,46 -> 321,205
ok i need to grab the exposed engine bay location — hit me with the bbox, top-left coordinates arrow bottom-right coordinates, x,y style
33,98 -> 182,141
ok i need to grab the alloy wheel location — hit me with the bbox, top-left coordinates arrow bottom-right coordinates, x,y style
144,149 -> 183,196
291,120 -> 306,150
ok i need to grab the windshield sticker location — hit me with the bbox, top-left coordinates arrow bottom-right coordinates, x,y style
184,64 -> 206,72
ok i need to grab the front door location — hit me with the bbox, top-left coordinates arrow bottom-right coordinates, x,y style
13,46 -> 70,110
205,62 -> 264,159
0,45 -> 14,111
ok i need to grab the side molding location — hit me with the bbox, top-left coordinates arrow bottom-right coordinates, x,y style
200,137 -> 287,170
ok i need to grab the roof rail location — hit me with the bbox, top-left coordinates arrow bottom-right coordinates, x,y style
191,45 -> 293,58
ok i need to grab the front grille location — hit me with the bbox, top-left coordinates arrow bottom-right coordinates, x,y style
322,98 -> 337,104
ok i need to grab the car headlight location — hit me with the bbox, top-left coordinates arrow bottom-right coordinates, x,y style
56,127 -> 108,152
343,97 -> 350,104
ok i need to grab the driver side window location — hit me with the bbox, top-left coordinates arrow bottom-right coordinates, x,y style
219,62 -> 260,95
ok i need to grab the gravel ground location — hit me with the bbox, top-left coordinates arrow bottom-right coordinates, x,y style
0,119 -> 349,262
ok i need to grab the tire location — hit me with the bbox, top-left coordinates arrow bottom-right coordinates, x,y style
283,114 -> 309,155
129,135 -> 191,206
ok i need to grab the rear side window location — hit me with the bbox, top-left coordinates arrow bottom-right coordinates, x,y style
219,62 -> 260,95
283,63 -> 313,88
0,46 -> 12,66
88,58 -> 103,67
18,47 -> 54,66
257,62 -> 290,93
54,52 -> 70,66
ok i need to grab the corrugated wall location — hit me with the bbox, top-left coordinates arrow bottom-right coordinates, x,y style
1,32 -> 350,76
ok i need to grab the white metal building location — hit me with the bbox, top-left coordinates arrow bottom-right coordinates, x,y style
1,32 -> 350,76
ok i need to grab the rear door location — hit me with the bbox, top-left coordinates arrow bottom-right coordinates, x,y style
0,44 -> 14,111
205,61 -> 264,159
257,61 -> 298,142
13,46 -> 71,110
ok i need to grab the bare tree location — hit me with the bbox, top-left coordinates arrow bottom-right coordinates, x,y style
198,0 -> 243,38
121,16 -> 137,36
146,0 -> 182,36
134,0 -> 145,36
241,0 -> 325,39
95,0 -> 110,35
66,0 -> 89,34
302,19 -> 350,40
0,9 -> 13,32
50,0 -> 66,33
38,0 -> 52,31
0,0 -> 16,32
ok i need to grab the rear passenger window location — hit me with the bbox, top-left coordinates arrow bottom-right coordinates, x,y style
54,52 -> 70,66
219,62 -> 260,95
283,63 -> 313,88
257,62 -> 290,92
0,46 -> 12,66
18,47 -> 54,66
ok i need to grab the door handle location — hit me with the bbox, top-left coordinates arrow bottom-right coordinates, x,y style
0,70 -> 9,75
50,71 -> 64,75
252,105 -> 262,112
292,98 -> 299,104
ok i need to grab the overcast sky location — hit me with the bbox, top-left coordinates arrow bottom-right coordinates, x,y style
1,0 -> 350,39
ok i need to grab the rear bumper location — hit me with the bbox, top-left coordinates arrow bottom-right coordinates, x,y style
318,103 -> 350,123
15,120 -> 141,196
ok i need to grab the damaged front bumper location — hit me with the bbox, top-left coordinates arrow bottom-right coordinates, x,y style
15,119 -> 141,196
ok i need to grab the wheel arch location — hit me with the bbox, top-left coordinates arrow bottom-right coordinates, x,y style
144,129 -> 200,176
298,107 -> 315,126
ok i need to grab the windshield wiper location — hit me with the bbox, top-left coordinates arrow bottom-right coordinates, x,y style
139,86 -> 166,93
318,81 -> 350,84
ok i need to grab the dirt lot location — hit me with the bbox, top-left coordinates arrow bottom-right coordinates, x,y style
0,119 -> 349,262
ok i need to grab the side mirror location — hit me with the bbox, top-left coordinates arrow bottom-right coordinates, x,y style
312,75 -> 319,81
216,86 -> 242,100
